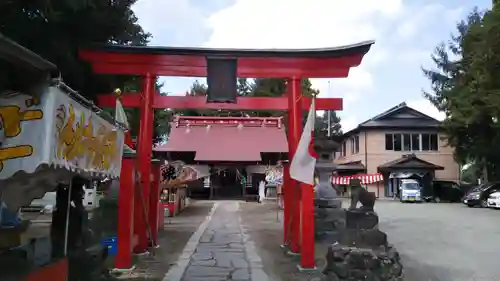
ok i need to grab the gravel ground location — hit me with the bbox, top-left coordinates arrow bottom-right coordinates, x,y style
240,199 -> 500,281
21,199 -> 500,281
376,200 -> 500,281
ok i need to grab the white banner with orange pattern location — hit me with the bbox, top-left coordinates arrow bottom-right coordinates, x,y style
0,86 -> 125,180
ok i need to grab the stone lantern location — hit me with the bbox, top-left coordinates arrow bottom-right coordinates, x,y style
312,137 -> 344,243
313,137 -> 341,208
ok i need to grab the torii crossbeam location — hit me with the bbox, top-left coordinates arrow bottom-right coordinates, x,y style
79,41 -> 374,270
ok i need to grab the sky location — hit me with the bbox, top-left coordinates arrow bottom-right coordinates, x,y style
132,0 -> 492,132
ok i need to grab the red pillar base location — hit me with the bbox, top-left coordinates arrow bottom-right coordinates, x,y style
300,183 -> 315,269
148,159 -> 161,246
290,186 -> 301,254
116,156 -> 135,268
283,164 -> 291,246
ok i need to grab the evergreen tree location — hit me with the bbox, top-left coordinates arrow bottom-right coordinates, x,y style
423,7 -> 500,180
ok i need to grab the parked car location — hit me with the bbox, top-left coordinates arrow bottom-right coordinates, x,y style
463,182 -> 500,207
425,180 -> 474,203
399,179 -> 423,202
487,191 -> 500,209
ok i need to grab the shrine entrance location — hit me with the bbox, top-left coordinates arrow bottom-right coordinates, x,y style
211,167 -> 242,199
79,41 -> 374,270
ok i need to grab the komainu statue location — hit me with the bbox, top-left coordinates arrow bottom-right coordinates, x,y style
348,178 -> 376,212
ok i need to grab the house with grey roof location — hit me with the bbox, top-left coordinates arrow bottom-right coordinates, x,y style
334,102 -> 459,198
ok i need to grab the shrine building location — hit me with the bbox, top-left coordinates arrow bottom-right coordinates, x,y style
154,116 -> 288,199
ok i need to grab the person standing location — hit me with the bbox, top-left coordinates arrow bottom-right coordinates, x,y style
276,183 -> 284,209
258,180 -> 266,203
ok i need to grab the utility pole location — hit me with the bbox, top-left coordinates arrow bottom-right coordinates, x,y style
327,80 -> 331,137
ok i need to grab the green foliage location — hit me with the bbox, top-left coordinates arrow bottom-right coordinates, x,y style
0,0 -> 150,101
423,6 -> 500,180
174,78 -> 341,138
0,0 -> 176,143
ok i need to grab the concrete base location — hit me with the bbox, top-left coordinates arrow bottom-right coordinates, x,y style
111,266 -> 136,273
134,250 -> 150,256
297,265 -> 318,273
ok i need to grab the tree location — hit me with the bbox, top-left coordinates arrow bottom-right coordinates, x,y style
103,78 -> 173,144
170,78 -> 342,139
0,0 -> 150,101
237,78 -> 252,96
422,6 -> 500,180
315,111 -> 342,137
0,1 -> 174,143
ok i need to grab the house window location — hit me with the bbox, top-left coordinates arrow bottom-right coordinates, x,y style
385,134 -> 393,150
393,134 -> 402,151
341,142 -> 346,156
350,135 -> 360,154
386,133 -> 439,151
422,133 -> 439,151
411,134 -> 420,151
403,134 -> 411,151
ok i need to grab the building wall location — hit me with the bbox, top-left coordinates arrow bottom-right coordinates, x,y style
335,130 -> 460,181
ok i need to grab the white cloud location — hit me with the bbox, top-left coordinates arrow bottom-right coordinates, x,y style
395,4 -> 464,40
132,0 -> 211,46
407,99 -> 445,121
204,0 -> 404,105
340,115 -> 359,133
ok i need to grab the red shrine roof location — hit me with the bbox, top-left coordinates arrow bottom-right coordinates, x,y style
154,116 -> 288,162
79,41 -> 374,78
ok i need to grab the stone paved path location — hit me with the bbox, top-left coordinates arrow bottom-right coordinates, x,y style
164,201 -> 271,281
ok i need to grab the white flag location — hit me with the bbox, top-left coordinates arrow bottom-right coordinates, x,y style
289,98 -> 317,185
115,99 -> 129,130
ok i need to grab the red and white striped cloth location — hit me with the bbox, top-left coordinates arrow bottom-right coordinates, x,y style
331,173 -> 384,185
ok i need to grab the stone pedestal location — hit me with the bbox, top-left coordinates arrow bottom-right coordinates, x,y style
321,210 -> 404,280
314,202 -> 344,244
322,244 -> 404,281
314,162 -> 344,243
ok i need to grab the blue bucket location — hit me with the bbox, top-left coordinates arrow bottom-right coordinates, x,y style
101,236 -> 117,256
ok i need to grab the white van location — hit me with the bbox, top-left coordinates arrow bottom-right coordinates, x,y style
399,179 -> 423,202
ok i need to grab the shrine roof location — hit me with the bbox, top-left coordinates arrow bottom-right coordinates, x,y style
154,116 -> 288,162
0,33 -> 57,72
79,41 -> 374,78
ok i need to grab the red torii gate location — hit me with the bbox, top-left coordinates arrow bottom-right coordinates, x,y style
79,42 -> 373,270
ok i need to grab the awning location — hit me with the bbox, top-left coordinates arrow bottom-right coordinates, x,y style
155,120 -> 288,162
331,173 -> 383,185
378,154 -> 444,172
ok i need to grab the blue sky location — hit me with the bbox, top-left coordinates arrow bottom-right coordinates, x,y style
132,0 -> 492,131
